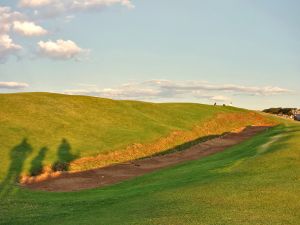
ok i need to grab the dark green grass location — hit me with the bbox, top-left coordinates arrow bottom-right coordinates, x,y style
0,92 -> 249,179
0,122 -> 299,225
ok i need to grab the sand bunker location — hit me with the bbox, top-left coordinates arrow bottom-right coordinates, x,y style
22,126 -> 270,192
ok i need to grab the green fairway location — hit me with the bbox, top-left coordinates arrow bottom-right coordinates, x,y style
0,92 -> 269,179
0,119 -> 299,224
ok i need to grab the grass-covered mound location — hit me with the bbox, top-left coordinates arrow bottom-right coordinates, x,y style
0,119 -> 299,224
0,92 -> 271,180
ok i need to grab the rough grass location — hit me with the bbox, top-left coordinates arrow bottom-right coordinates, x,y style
0,92 -> 272,179
0,119 -> 299,224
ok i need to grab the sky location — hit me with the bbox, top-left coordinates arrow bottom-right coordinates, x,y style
0,0 -> 299,109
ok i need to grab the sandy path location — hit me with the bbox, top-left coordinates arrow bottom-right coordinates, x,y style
22,126 -> 269,192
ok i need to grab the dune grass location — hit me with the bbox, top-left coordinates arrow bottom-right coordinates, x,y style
0,119 -> 299,224
0,92 -> 271,179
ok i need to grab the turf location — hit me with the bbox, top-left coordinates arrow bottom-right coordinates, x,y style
0,92 -> 268,179
0,119 -> 299,224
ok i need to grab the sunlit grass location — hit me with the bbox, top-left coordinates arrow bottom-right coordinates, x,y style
0,92 -> 272,179
0,120 -> 299,224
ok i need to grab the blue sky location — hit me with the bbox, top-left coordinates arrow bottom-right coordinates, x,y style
0,0 -> 299,109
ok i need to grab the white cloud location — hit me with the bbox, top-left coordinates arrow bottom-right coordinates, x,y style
20,0 -> 135,9
0,7 -> 23,62
0,6 -> 24,34
13,21 -> 47,36
0,6 -> 49,62
19,0 -> 53,7
37,39 -> 88,60
64,80 -> 291,101
0,1 -> 133,62
0,81 -> 29,89
71,0 -> 135,10
0,35 -> 22,63
19,0 -> 135,17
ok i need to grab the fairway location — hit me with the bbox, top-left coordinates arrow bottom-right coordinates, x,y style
0,120 -> 299,224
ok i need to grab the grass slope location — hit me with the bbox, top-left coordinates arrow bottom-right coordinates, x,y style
0,92 -> 269,179
0,120 -> 299,224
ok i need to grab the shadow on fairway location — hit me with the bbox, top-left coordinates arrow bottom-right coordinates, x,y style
0,139 -> 32,200
52,138 -> 79,172
0,138 -> 79,199
29,147 -> 48,176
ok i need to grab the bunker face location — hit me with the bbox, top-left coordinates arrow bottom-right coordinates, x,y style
22,126 -> 270,192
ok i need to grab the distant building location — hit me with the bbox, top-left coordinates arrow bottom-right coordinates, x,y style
293,109 -> 300,121
294,114 -> 300,121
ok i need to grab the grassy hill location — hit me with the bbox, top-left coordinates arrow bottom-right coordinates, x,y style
0,115 -> 299,224
0,92 -> 272,180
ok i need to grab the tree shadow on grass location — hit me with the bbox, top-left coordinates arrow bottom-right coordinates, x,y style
52,139 -> 79,172
0,139 -> 32,200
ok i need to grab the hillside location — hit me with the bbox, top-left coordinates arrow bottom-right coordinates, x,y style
1,115 -> 299,224
0,92 -> 272,181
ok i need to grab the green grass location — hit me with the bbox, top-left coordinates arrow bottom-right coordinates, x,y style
0,92 -> 266,179
0,119 -> 299,224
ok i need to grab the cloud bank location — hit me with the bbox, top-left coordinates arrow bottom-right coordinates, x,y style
19,0 -> 135,10
64,80 -> 291,102
19,0 -> 135,18
19,0 -> 52,8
